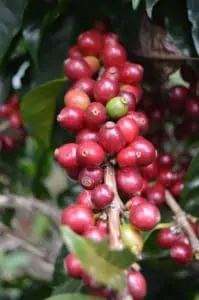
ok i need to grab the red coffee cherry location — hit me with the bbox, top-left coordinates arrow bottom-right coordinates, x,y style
78,167 -> 104,190
78,30 -> 103,56
130,136 -> 156,166
91,184 -> 114,209
128,196 -> 148,209
180,64 -> 196,83
101,42 -> 127,67
54,143 -> 79,168
116,167 -> 143,197
118,91 -> 136,111
94,78 -> 119,105
68,45 -> 83,58
0,103 -> 12,117
66,167 -> 81,180
64,88 -> 90,110
89,287 -> 112,298
76,190 -> 92,209
102,66 -> 121,82
189,220 -> 199,236
158,152 -> 175,169
95,219 -> 109,233
116,146 -> 137,168
84,56 -> 100,74
140,160 -> 159,180
61,204 -> 94,234
170,242 -> 192,264
98,122 -> 126,154
127,271 -> 147,299
84,102 -> 107,128
77,142 -> 105,167
186,97 -> 199,118
2,136 -> 17,151
127,111 -> 149,133
168,85 -> 188,113
83,226 -> 106,242
157,228 -> 177,249
170,181 -> 184,197
64,253 -> 83,279
57,106 -> 84,131
72,78 -> 95,97
158,168 -> 176,187
103,32 -> 120,45
120,84 -> 143,103
10,112 -> 22,129
146,182 -> 165,205
64,57 -> 92,81
76,128 -> 99,144
120,62 -> 144,85
177,234 -> 190,246
117,117 -> 139,144
130,202 -> 161,231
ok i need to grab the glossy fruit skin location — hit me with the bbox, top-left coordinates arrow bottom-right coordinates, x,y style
130,136 -> 156,166
186,98 -> 199,118
66,167 -> 81,180
102,66 -> 121,82
0,103 -> 12,117
170,181 -> 184,197
128,196 -> 148,209
76,190 -> 92,209
120,62 -> 144,85
140,160 -> 159,180
57,106 -> 84,131
116,167 -> 143,197
91,184 -> 114,209
127,111 -> 149,133
127,271 -> 147,299
54,143 -> 79,168
10,112 -> 22,129
101,42 -> 127,67
106,96 -> 128,120
78,167 -> 104,190
64,57 -> 92,81
130,202 -> 161,231
158,153 -> 175,169
103,32 -> 120,45
95,219 -> 109,233
68,45 -> 83,58
76,128 -> 98,144
170,242 -> 192,264
118,91 -> 136,111
98,122 -> 126,155
84,102 -> 107,128
121,224 -> 144,255
146,182 -> 165,205
177,234 -> 190,246
64,88 -> 90,110
168,85 -> 188,113
120,84 -> 143,103
158,168 -> 176,187
157,228 -> 177,248
61,204 -> 94,234
64,253 -> 83,279
117,117 -> 139,144
84,56 -> 100,74
72,78 -> 95,97
77,142 -> 105,167
116,146 -> 137,168
78,30 -> 102,56
94,78 -> 119,105
83,226 -> 106,242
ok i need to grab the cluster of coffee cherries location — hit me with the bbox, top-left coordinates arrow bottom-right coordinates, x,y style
0,95 -> 25,151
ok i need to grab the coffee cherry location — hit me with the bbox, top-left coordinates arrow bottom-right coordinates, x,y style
95,219 -> 109,233
72,78 -> 95,97
186,97 -> 199,118
84,102 -> 107,128
64,88 -> 90,110
158,152 -> 175,169
64,57 -> 92,81
76,190 -> 92,209
170,242 -> 192,264
121,224 -> 144,255
94,20 -> 110,32
168,85 -> 188,113
157,228 -> 177,248
177,234 -> 190,246
83,226 -> 106,242
54,143 -> 79,168
2,136 -> 16,150
106,97 -> 128,120
146,182 -> 165,205
91,184 -> 114,209
128,196 -> 148,209
170,181 -> 184,197
76,128 -> 98,144
66,167 -> 81,180
127,271 -> 147,299
78,167 -> 104,190
127,111 -> 149,133
140,160 -> 159,180
68,45 -> 83,58
98,122 -> 126,154
102,66 -> 120,82
94,78 -> 119,105
120,62 -> 144,85
77,142 -> 105,167
10,112 -> 22,129
84,56 -> 100,74
64,253 -> 83,279
101,42 -> 127,67
117,117 -> 139,144
158,168 -> 176,187
130,202 -> 161,231
103,32 -> 120,45
61,204 -> 94,234
189,220 -> 199,236
0,103 -> 12,117
130,136 -> 156,166
120,84 -> 143,103
78,30 -> 102,56
180,64 -> 196,83
118,91 -> 136,111
57,106 -> 84,131
116,167 -> 143,197
89,287 -> 112,298
116,146 -> 137,168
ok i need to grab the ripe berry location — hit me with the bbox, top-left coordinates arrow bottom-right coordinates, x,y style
127,111 -> 149,133
66,167 -> 80,180
77,142 -> 104,167
130,136 -> 156,166
157,228 -> 177,248
168,85 -> 188,113
118,91 -> 136,111
146,182 -> 165,205
2,136 -> 16,150
10,112 -> 22,129
102,66 -> 120,82
64,57 -> 92,81
120,84 -> 143,103
64,88 -> 90,110
98,122 -> 126,154
180,64 -> 196,83
158,168 -> 176,187
116,167 -> 143,197
128,196 -> 148,209
61,204 -> 94,234
170,242 -> 192,264
89,287 -> 112,298
189,220 -> 199,236
84,102 -> 107,128
130,202 -> 161,231
64,254 -> 83,279
68,45 -> 83,58
95,219 -> 109,233
91,184 -> 114,209
84,56 -> 100,74
83,226 -> 106,242
76,190 -> 92,209
78,167 -> 104,190
0,103 -> 12,117
101,42 -> 127,67
117,117 -> 139,144
127,271 -> 147,299
121,224 -> 144,255
140,160 -> 159,180
78,30 -> 102,56
177,234 -> 190,246
76,128 -> 98,144
103,32 -> 120,45
186,98 -> 199,118
120,62 -> 144,85
158,153 -> 175,169
106,96 -> 128,120
54,143 -> 79,168
72,78 -> 95,97
57,106 -> 84,131
94,78 -> 119,105
116,146 -> 137,168
170,181 -> 184,197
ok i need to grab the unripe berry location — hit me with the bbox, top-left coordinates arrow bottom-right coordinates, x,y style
91,184 -> 114,209
121,224 -> 144,255
130,136 -> 156,166
120,62 -> 144,85
78,30 -> 103,56
101,42 -> 127,67
76,190 -> 92,209
116,167 -> 143,197
140,160 -> 159,180
64,253 -> 83,279
94,78 -> 119,105
130,202 -> 161,231
118,91 -> 136,111
78,167 -> 104,190
146,182 -> 165,205
83,226 -> 106,242
64,88 -> 90,110
106,96 -> 128,120
170,242 -> 192,264
158,152 -> 175,169
68,45 -> 82,58
117,117 -> 139,144
120,84 -> 143,103
157,228 -> 177,249
54,143 -> 78,168
61,204 -> 94,234
57,106 -> 84,131
116,146 -> 137,168
102,66 -> 121,82
127,111 -> 149,133
72,78 -> 95,97
76,128 -> 98,144
84,102 -> 107,128
84,56 -> 100,74
127,271 -> 147,299
77,142 -> 104,167
64,57 -> 92,81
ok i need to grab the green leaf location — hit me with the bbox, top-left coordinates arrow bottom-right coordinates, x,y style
46,294 -> 102,300
132,0 -> 142,10
20,78 -> 66,147
0,0 -> 28,65
23,25 -> 41,68
145,0 -> 159,19
62,226 -> 136,291
180,151 -> 199,215
187,0 -> 199,55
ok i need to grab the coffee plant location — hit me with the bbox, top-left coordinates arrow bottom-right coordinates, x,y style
1,0 -> 199,299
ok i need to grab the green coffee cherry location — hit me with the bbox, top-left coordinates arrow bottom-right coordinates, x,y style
106,96 -> 128,120
120,223 -> 144,255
